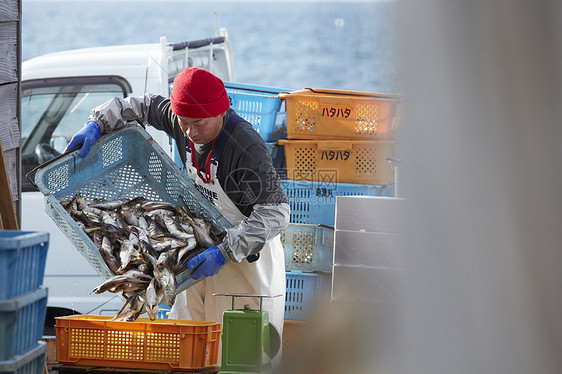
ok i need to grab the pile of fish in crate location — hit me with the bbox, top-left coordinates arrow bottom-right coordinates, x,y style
0,231 -> 49,373
29,126 -> 227,371
32,125 -> 232,326
62,193 -> 221,322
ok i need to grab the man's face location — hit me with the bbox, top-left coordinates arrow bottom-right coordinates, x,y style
177,113 -> 224,144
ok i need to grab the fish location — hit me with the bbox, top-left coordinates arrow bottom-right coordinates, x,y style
117,239 -> 136,273
162,212 -> 195,240
99,235 -> 120,274
90,198 -> 131,210
175,237 -> 198,269
157,265 -> 176,307
191,218 -> 218,248
145,277 -> 165,321
121,207 -> 143,227
64,193 -> 226,322
90,272 -> 150,295
145,215 -> 167,237
140,200 -> 178,212
113,291 -> 146,322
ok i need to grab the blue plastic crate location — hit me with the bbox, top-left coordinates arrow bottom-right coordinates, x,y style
224,82 -> 290,141
32,126 -> 232,294
280,180 -> 395,226
281,224 -> 333,273
0,287 -> 48,361
0,342 -> 47,374
285,271 -> 331,321
265,142 -> 286,173
157,303 -> 171,319
0,231 -> 49,301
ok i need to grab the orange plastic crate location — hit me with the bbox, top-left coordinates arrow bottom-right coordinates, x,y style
279,88 -> 401,140
55,315 -> 221,371
282,320 -> 308,358
278,139 -> 395,185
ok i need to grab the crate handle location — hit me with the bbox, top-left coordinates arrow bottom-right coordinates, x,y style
306,88 -> 398,100
316,142 -> 352,151
277,92 -> 292,100
25,145 -> 80,189
316,224 -> 334,247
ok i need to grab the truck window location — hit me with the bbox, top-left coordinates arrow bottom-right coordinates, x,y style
21,77 -> 131,191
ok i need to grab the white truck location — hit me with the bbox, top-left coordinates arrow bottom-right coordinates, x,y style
20,30 -> 236,333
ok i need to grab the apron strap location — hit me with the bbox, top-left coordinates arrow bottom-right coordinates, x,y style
187,114 -> 260,263
215,115 -> 260,263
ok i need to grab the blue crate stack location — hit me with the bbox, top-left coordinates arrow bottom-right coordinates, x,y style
224,81 -> 290,177
0,231 -> 49,374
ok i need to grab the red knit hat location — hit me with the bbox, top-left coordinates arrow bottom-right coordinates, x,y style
170,67 -> 229,118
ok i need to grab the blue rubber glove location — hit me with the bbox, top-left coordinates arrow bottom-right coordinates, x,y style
187,246 -> 226,280
64,121 -> 101,158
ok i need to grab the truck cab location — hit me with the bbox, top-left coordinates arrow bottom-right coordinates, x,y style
20,30 -> 236,332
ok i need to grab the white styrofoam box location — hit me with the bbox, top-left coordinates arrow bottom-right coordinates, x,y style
331,264 -> 404,305
333,229 -> 403,268
334,196 -> 404,233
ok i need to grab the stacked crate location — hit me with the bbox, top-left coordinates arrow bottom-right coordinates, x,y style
278,88 -> 401,186
0,231 -> 49,374
277,88 -> 401,334
277,88 -> 400,229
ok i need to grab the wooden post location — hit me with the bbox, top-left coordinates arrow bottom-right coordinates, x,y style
0,0 -> 21,230
0,139 -> 18,229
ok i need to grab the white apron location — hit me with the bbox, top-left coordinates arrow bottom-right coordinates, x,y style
169,137 -> 286,365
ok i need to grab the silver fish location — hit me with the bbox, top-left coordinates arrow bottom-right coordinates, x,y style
90,198 -> 131,210
67,193 -> 226,322
113,291 -> 146,322
100,211 -> 119,227
163,212 -> 195,240
100,235 -> 120,274
175,237 -> 198,268
156,264 -> 176,307
151,236 -> 188,252
191,218 -> 217,248
145,215 -> 166,237
90,273 -> 149,295
117,239 -> 136,273
145,277 -> 164,321
140,200 -> 178,212
121,208 -> 142,227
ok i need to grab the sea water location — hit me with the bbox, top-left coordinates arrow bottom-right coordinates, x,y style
22,0 -> 399,93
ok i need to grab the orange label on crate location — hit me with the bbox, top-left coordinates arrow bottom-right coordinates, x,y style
320,105 -> 352,119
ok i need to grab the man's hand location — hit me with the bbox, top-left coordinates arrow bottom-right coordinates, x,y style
187,246 -> 226,280
64,121 -> 101,158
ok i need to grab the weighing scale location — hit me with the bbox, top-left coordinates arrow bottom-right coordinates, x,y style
214,293 -> 282,374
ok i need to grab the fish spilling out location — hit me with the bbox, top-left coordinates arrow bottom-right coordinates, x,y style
61,194 -> 222,322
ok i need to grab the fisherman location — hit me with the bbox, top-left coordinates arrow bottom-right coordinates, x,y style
65,67 -> 289,364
